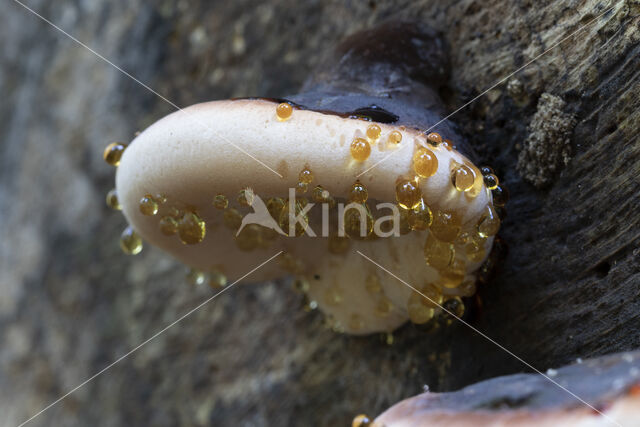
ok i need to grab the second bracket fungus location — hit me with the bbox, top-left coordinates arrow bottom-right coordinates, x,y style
105,21 -> 504,335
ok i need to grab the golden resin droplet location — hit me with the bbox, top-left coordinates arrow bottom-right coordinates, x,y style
424,233 -> 455,270
222,209 -> 242,231
235,224 -> 261,251
213,194 -> 228,210
395,178 -> 422,209
324,287 -> 343,306
311,186 -> 329,203
298,166 -> 313,184
154,194 -> 167,204
365,275 -> 382,294
419,283 -> 443,307
209,271 -> 228,289
105,189 -> 121,210
477,205 -> 501,237
139,194 -> 158,216
266,197 -> 285,220
413,147 -> 438,178
492,185 -> 509,206
375,296 -> 393,317
178,212 -> 206,244
430,210 -> 461,242
349,313 -> 365,331
103,142 -> 126,166
120,226 -> 142,255
441,139 -> 454,151
408,199 -> 433,231
388,130 -> 402,144
458,232 -> 487,263
440,259 -> 466,288
159,216 -> 178,236
349,181 -> 368,203
452,164 -> 475,192
456,279 -> 476,297
276,102 -> 292,121
328,235 -> 350,254
352,414 -> 372,427
484,173 -> 499,190
350,137 -> 371,161
343,204 -> 374,239
408,291 -> 436,324
295,182 -> 308,194
186,268 -> 206,286
366,124 -> 381,141
442,296 -> 465,319
426,132 -> 442,146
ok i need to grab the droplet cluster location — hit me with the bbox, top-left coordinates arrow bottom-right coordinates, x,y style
103,114 -> 508,334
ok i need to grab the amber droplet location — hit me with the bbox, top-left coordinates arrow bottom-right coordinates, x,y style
408,291 -> 436,324
388,130 -> 402,144
395,178 -> 422,209
430,210 -> 461,242
440,259 -> 466,288
352,414 -> 372,427
419,283 -> 443,307
139,194 -> 158,216
178,212 -> 206,244
235,224 -> 261,251
299,166 -> 313,185
459,232 -> 487,263
349,314 -> 365,331
106,189 -> 121,210
223,208 -> 243,230
159,216 -> 178,236
186,268 -> 206,286
120,226 -> 142,255
426,132 -> 442,146
349,181 -> 368,203
452,164 -> 475,192
276,102 -> 293,121
295,182 -> 308,194
477,205 -> 501,237
483,173 -> 499,190
375,296 -> 393,317
424,233 -> 455,269
480,166 -> 494,176
441,297 -> 465,323
343,204 -> 374,239
350,137 -> 371,161
237,189 -> 254,207
213,194 -> 228,210
408,199 -> 433,231
413,147 -> 438,178
266,197 -> 285,220
456,279 -> 476,297
103,142 -> 126,166
366,124 -> 381,141
492,185 -> 509,206
209,270 -> 228,289
154,194 -> 167,204
312,186 -> 329,203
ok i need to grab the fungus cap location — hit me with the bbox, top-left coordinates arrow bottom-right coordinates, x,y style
114,99 -> 498,334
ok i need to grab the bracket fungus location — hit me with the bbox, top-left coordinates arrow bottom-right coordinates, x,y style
104,21 -> 506,335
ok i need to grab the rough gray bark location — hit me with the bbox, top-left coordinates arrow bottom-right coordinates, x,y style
0,1 -> 638,426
